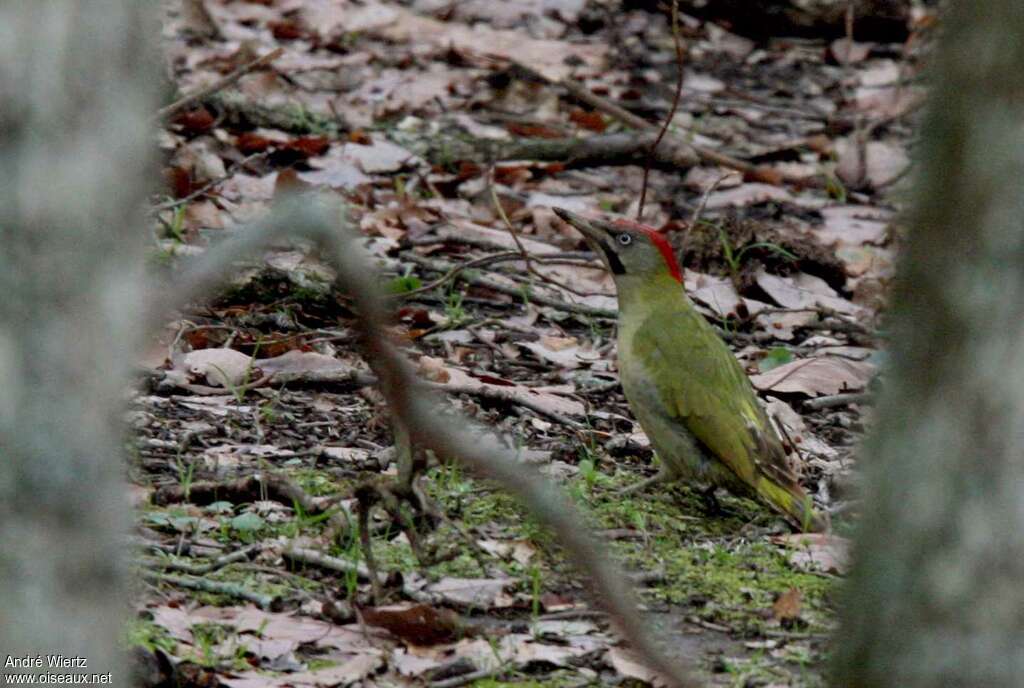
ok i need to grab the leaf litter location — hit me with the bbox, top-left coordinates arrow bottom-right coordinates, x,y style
136,1 -> 928,685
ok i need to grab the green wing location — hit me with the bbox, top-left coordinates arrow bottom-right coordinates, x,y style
631,309 -> 794,489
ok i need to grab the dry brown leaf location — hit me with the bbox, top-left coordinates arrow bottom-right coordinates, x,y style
180,348 -> 254,388
771,587 -> 803,621
817,205 -> 892,247
257,351 -> 353,376
830,38 -> 872,64
222,654 -> 382,688
773,533 -> 851,575
435,218 -> 560,255
750,356 -> 876,396
373,5 -> 606,81
519,336 -> 600,370
417,355 -> 451,383
424,577 -> 515,608
359,604 -> 467,646
835,138 -> 910,189
606,647 -> 667,686
755,270 -> 865,317
705,183 -> 794,210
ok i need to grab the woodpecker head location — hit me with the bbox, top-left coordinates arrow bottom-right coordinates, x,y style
553,208 -> 682,285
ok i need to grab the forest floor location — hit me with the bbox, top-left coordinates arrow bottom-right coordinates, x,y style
131,1 -> 927,686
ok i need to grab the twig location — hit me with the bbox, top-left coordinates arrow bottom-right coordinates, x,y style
283,545 -> 383,584
140,544 -> 259,576
638,0 -> 684,220
152,152 -> 268,213
142,570 -> 282,610
431,667 -> 506,688
399,252 -> 617,319
155,199 -> 701,688
429,382 -> 585,429
156,47 -> 284,121
803,392 -> 872,411
488,170 -> 595,299
679,171 -> 731,263
513,60 -> 822,189
396,250 -> 523,298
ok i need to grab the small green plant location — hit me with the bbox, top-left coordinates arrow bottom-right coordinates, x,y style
124,618 -> 177,654
341,523 -> 362,600
229,511 -> 266,543
280,499 -> 334,539
166,206 -> 187,243
441,288 -> 469,327
259,401 -> 277,424
174,457 -> 195,501
528,564 -> 543,632
716,226 -> 798,282
188,623 -> 228,667
577,453 -> 599,492
517,283 -> 532,307
386,266 -> 423,294
823,169 -> 847,203
758,346 -> 793,373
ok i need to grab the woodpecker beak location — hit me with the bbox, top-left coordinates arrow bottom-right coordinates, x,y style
553,207 -> 612,251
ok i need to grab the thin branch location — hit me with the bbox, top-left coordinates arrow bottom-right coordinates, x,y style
638,0 -> 684,220
142,570 -> 282,610
488,170 -> 595,298
156,47 -> 284,121
154,199 -> 701,688
512,60 -> 823,189
152,152 -> 268,213
399,252 -> 617,318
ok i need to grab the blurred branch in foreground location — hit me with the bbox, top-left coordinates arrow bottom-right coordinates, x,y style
164,198 -> 702,688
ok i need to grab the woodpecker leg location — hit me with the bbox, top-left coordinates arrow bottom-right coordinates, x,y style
618,467 -> 674,496
700,485 -> 723,515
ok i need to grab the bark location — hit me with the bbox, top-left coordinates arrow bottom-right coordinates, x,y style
832,2 -> 1024,686
0,2 -> 159,683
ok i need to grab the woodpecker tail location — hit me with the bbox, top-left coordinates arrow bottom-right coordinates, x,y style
755,477 -> 827,532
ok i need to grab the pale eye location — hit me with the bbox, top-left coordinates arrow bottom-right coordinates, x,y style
617,233 -> 633,246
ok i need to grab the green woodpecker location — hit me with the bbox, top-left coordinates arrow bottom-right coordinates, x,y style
554,208 -> 824,532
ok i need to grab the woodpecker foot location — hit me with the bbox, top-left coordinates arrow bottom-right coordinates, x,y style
700,486 -> 723,515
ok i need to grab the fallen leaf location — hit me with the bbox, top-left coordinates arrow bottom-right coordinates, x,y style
705,183 -> 794,209
257,350 -> 355,376
417,355 -> 451,383
750,356 -> 876,396
345,136 -> 417,173
360,604 -> 467,646
830,38 -> 872,64
519,336 -> 600,369
817,205 -> 892,247
755,270 -> 865,317
222,654 -> 382,688
835,138 -> 910,189
425,577 -> 515,608
771,587 -> 803,621
373,5 -> 606,82
180,348 -> 254,388
606,647 -> 666,686
772,533 -> 851,575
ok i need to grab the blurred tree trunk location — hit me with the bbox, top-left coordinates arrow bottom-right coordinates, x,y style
833,3 -> 1024,686
0,2 -> 159,683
